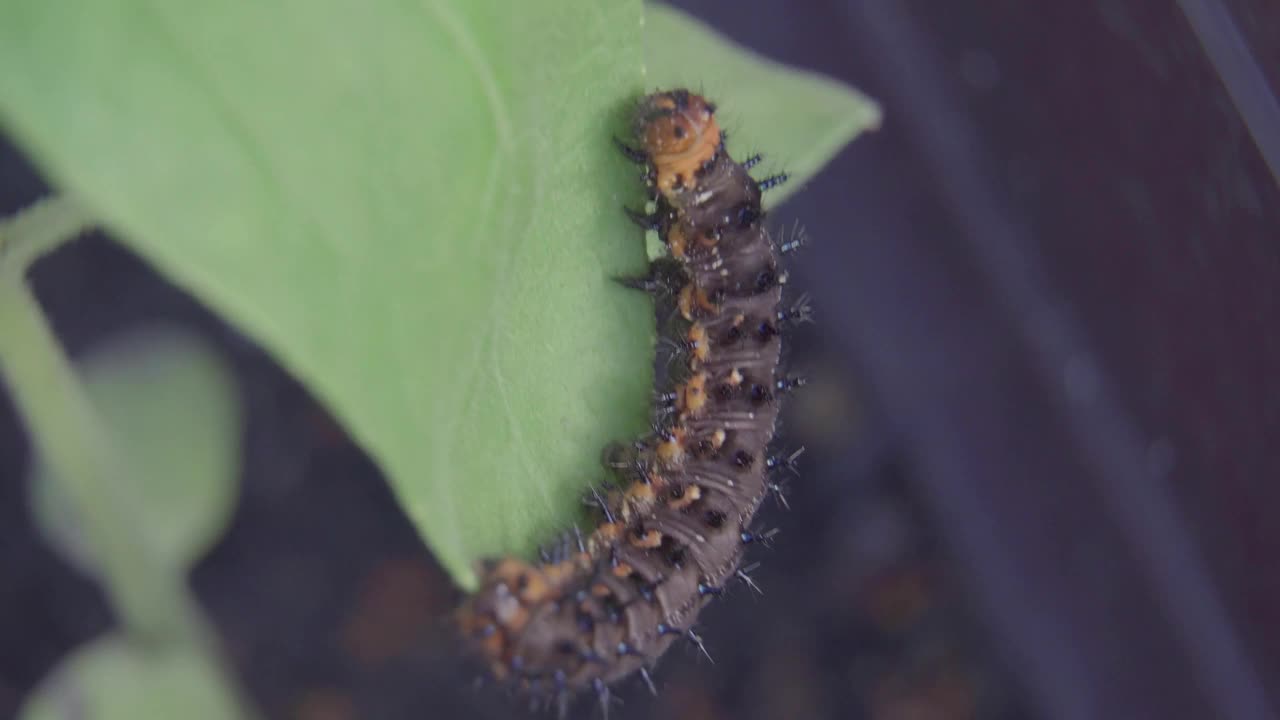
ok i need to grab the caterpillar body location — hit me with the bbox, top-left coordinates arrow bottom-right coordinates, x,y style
456,88 -> 802,715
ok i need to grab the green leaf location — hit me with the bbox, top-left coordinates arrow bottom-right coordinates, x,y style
0,0 -> 650,589
31,327 -> 241,576
645,4 -> 882,208
0,0 -> 878,593
19,634 -> 247,720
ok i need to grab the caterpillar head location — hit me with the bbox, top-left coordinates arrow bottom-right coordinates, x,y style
635,89 -> 722,199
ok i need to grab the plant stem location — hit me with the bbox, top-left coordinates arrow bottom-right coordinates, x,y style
0,272 -> 189,637
0,197 -> 257,717
0,193 -> 96,273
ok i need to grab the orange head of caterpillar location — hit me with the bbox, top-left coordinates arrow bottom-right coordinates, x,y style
635,89 -> 722,197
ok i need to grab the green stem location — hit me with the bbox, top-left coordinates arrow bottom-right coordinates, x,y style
0,193 -> 96,273
0,197 -> 257,717
0,272 -> 187,637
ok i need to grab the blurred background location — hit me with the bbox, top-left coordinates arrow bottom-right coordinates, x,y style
2,1 -> 1278,719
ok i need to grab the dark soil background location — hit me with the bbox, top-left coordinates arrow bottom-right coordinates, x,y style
2,1 -> 1278,719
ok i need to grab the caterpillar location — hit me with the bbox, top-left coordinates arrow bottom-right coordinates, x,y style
456,88 -> 803,715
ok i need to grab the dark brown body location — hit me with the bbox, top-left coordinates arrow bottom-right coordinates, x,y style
457,89 -> 788,706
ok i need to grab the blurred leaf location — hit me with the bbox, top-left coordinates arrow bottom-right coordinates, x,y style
31,327 -> 241,575
645,3 -> 882,207
19,634 -> 245,720
0,0 -> 649,589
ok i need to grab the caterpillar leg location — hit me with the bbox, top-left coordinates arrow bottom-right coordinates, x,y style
623,206 -> 661,231
613,137 -> 648,164
614,257 -> 686,298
